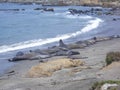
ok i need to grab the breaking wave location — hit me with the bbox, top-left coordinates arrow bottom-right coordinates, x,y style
0,18 -> 103,53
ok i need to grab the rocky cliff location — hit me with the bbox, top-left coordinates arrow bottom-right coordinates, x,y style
0,0 -> 120,7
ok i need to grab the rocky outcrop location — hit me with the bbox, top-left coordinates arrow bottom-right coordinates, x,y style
101,83 -> 118,90
34,8 -> 54,12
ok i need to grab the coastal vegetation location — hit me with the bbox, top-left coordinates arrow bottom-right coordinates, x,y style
106,52 -> 120,65
90,52 -> 120,90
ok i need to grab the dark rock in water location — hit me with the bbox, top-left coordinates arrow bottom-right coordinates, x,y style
113,18 -> 117,21
34,8 -> 43,10
16,51 -> 24,56
0,9 -> 20,11
59,39 -> 67,48
21,9 -> 25,11
34,8 -> 54,12
43,8 -> 54,12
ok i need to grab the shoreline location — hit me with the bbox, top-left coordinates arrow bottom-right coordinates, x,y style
0,4 -> 120,75
0,36 -> 120,90
0,4 -> 120,90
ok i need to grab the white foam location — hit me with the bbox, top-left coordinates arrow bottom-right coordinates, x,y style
54,11 -> 92,19
0,18 -> 103,54
65,14 -> 92,19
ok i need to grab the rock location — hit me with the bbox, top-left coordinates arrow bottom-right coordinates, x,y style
34,8 -> 42,10
101,83 -> 118,90
113,18 -> 117,21
34,8 -> 54,12
43,8 -> 54,12
16,51 -> 24,56
7,70 -> 15,74
21,9 -> 25,10
0,9 -> 20,11
68,8 -> 78,15
59,39 -> 67,48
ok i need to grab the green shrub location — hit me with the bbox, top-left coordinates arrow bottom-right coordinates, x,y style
106,52 -> 120,65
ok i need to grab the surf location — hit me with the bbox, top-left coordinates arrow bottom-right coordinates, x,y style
0,17 -> 103,54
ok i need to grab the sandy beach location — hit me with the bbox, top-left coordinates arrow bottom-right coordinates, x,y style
0,5 -> 120,90
0,37 -> 120,90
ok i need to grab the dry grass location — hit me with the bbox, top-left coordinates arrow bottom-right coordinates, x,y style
27,58 -> 84,78
106,52 -> 120,65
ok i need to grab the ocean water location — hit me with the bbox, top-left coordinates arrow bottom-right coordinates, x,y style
0,3 -> 104,74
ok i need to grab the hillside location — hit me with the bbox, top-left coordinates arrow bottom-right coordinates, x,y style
0,0 -> 120,7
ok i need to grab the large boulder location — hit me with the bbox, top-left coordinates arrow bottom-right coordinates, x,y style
101,83 -> 118,90
34,8 -> 54,12
43,8 -> 54,12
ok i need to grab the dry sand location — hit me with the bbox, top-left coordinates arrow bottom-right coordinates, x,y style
0,38 -> 120,90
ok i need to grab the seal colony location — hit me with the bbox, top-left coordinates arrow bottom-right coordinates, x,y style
8,35 -> 120,62
0,3 -> 120,90
0,35 -> 120,90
